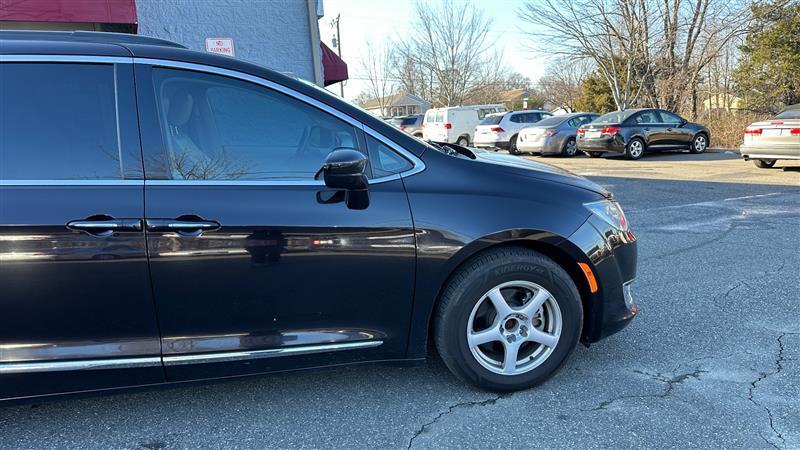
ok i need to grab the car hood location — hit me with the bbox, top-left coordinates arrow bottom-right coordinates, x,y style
470,149 -> 611,197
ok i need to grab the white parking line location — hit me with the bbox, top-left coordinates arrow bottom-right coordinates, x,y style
629,192 -> 788,213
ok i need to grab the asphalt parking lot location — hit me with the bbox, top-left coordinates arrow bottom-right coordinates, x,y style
1,152 -> 798,449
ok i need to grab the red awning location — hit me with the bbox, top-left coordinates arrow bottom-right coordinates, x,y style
321,42 -> 348,86
0,0 -> 137,25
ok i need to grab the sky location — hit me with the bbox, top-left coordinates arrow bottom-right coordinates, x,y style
318,0 -> 550,100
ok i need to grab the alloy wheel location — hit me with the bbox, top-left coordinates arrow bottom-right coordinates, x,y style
564,139 -> 577,156
628,140 -> 644,158
466,281 -> 562,375
694,135 -> 707,153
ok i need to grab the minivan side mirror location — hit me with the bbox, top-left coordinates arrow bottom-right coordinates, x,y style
320,148 -> 368,190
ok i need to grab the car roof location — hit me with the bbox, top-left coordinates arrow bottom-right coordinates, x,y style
508,110 -> 549,114
0,30 -> 186,52
0,30 -> 429,157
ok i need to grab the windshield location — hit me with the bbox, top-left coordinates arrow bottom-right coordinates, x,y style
401,117 -> 418,126
775,109 -> 800,119
389,118 -> 404,126
594,110 -> 636,124
479,114 -> 505,125
534,116 -> 568,127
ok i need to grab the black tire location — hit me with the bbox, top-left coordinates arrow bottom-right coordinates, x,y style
754,159 -> 776,169
585,151 -> 604,158
625,138 -> 645,160
413,133 -> 423,139
456,136 -> 469,147
690,133 -> 708,154
433,247 -> 583,392
561,138 -> 578,157
508,135 -> 520,155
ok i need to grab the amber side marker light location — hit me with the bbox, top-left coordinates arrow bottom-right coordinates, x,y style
577,262 -> 599,294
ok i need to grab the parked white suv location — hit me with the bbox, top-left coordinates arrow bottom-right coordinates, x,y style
422,104 -> 507,146
473,110 -> 553,154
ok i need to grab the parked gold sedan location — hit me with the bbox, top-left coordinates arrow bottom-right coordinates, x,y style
741,104 -> 800,168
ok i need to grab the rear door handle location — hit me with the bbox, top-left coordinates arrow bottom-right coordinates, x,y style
145,218 -> 221,235
67,218 -> 142,236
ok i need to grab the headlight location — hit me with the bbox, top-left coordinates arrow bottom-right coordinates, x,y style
584,199 -> 629,231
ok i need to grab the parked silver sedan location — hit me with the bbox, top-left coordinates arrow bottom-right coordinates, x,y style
389,114 -> 424,138
741,105 -> 800,168
517,113 -> 599,156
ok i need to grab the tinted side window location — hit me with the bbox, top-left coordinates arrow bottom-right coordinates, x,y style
634,111 -> 660,124
510,114 -> 523,123
567,118 -> 581,128
152,68 -> 359,181
366,135 -> 413,178
659,111 -> 683,124
527,113 -> 542,123
0,63 -> 124,180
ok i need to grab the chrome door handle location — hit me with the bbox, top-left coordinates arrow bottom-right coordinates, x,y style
145,218 -> 221,234
67,218 -> 142,236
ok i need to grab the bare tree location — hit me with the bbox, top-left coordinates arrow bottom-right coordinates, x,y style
396,0 -> 503,107
650,0 -> 751,116
520,0 -> 751,115
360,39 -> 396,116
536,58 -> 594,112
520,0 -> 652,110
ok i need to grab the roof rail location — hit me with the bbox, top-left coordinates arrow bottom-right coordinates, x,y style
0,30 -> 186,49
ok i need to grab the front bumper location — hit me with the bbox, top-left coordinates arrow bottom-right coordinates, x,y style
561,215 -> 638,343
577,136 -> 626,153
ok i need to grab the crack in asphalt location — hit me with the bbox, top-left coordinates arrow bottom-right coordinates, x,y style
712,259 -> 787,311
747,333 -> 794,449
581,368 -> 706,412
406,394 -> 509,449
713,280 -> 748,310
642,223 -> 739,263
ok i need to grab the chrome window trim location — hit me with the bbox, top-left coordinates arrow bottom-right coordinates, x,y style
145,179 -> 325,187
0,356 -> 161,374
0,55 -> 426,186
0,180 -> 144,186
0,55 -> 132,64
162,340 -> 383,366
135,57 -> 426,185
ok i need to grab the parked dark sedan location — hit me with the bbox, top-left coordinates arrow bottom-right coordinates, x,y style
576,108 -> 710,160
0,31 -> 637,400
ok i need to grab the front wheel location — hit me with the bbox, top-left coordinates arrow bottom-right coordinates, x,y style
625,138 -> 645,160
434,247 -> 582,392
754,159 -> 776,169
456,136 -> 469,147
690,134 -> 708,154
561,138 -> 578,157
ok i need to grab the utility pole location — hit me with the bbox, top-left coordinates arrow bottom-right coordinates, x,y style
330,13 -> 344,97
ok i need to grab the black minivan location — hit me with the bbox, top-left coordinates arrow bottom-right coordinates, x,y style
0,31 -> 637,401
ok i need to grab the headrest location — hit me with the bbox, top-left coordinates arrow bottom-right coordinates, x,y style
309,126 -> 334,147
167,90 -> 194,127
